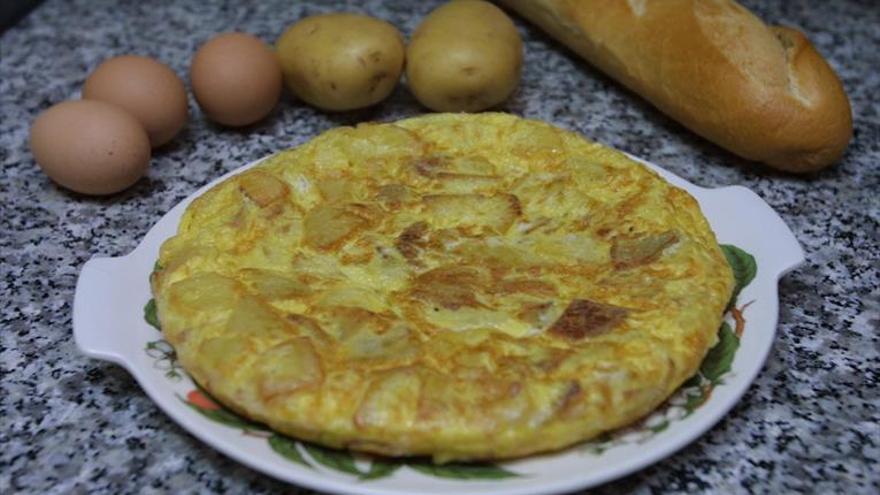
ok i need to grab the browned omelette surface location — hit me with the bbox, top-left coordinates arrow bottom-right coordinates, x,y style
151,113 -> 733,461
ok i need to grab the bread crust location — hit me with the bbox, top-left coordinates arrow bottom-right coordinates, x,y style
500,0 -> 852,172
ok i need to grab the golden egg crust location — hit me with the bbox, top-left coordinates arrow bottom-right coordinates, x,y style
152,113 -> 733,461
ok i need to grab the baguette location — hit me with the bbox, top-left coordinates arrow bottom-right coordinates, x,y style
499,0 -> 852,173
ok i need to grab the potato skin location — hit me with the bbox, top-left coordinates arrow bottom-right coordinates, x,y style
276,13 -> 405,111
406,0 -> 523,112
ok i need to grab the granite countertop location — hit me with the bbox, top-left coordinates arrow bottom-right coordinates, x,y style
2,0 -> 877,493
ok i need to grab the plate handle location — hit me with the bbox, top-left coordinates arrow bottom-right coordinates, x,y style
73,256 -> 141,365
699,185 -> 806,278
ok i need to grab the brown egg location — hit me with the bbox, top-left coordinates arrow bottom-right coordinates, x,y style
83,55 -> 188,147
190,33 -> 282,126
30,100 -> 151,195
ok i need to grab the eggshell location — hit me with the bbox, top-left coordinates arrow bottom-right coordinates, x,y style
29,100 -> 151,195
190,32 -> 282,126
83,55 -> 188,147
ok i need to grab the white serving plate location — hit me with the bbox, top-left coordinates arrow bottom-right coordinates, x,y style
73,152 -> 804,495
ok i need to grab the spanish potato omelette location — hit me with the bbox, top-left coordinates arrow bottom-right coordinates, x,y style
151,113 -> 734,462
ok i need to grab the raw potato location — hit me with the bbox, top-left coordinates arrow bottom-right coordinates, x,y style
407,0 -> 523,112
276,14 -> 405,112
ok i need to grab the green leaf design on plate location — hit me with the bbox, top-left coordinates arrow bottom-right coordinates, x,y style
183,399 -> 262,430
649,421 -> 670,433
700,322 -> 740,384
684,387 -> 708,413
302,443 -> 361,476
144,340 -> 182,381
721,244 -> 757,309
268,435 -> 311,468
408,460 -> 519,480
268,437 -> 401,480
359,459 -> 401,480
152,260 -> 163,275
144,298 -> 160,330
681,373 -> 703,389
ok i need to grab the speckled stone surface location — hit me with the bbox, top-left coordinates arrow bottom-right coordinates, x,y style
1,0 -> 878,493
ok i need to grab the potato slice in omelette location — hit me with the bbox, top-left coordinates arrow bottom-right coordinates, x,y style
151,113 -> 733,461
